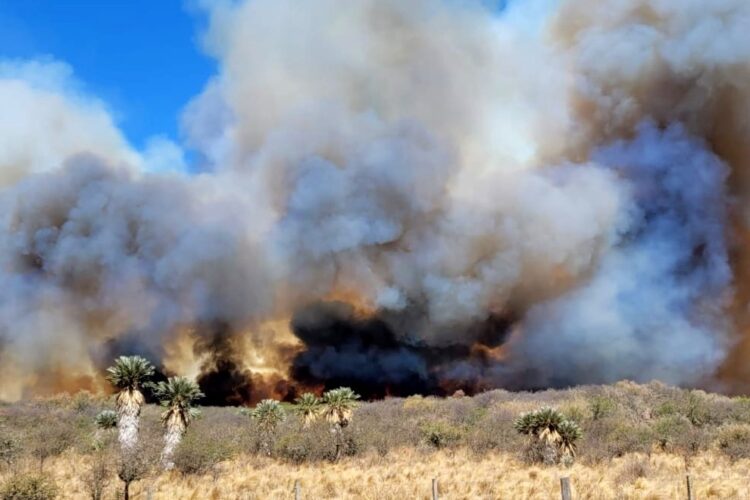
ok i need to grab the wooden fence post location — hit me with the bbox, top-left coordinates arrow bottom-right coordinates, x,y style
685,475 -> 693,500
294,479 -> 301,500
432,478 -> 439,500
560,476 -> 572,500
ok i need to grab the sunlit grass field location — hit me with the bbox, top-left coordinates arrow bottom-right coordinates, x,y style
4,381 -> 750,499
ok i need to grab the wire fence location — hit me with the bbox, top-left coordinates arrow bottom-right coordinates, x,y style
289,473 -> 698,499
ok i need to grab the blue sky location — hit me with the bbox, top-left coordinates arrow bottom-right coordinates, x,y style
0,0 -> 214,149
0,0 -> 529,153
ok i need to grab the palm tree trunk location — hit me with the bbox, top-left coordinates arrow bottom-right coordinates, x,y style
117,391 -> 142,451
332,423 -> 344,462
260,431 -> 273,457
161,421 -> 184,470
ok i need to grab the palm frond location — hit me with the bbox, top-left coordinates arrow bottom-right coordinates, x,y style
294,392 -> 322,425
558,419 -> 583,456
249,399 -> 286,433
514,407 -> 583,459
321,387 -> 360,426
105,356 -> 155,390
294,393 -> 321,412
148,377 -> 204,409
148,377 -> 204,427
295,392 -> 321,409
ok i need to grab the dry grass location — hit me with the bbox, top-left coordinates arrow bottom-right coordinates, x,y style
4,383 -> 750,498
6,449 -> 750,499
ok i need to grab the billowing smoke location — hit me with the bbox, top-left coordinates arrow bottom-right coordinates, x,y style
1,0 -> 750,402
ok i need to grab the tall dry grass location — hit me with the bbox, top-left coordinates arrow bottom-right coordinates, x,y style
9,449 -> 750,499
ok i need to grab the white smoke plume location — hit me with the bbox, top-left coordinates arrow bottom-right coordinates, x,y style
0,0 -> 748,401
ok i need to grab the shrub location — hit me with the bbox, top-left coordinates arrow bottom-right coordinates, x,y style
402,395 -> 436,413
589,396 -> 616,421
715,424 -> 750,460
731,397 -> 750,423
173,431 -> 235,475
652,415 -> 692,452
29,421 -> 75,469
71,392 -> 97,414
347,399 -> 419,456
560,403 -> 586,424
683,391 -> 712,426
520,437 -> 557,465
83,451 -> 112,500
0,473 -> 58,500
117,450 -> 151,500
0,434 -> 20,470
419,420 -> 464,449
467,407 -> 521,455
274,420 -> 337,463
582,419 -> 653,462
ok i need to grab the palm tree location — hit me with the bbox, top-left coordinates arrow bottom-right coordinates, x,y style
105,356 -> 155,450
514,407 -> 582,464
94,410 -> 118,431
93,409 -> 118,449
294,393 -> 321,427
249,399 -> 286,456
148,377 -> 204,469
321,387 -> 360,461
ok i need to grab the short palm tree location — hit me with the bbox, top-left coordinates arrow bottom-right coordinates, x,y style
294,393 -> 322,427
249,399 -> 286,455
93,409 -> 118,449
321,387 -> 360,461
94,410 -> 118,431
514,407 -> 582,463
148,377 -> 204,469
105,356 -> 155,450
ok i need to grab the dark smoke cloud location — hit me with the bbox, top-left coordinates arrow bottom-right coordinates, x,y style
291,301 -> 518,398
291,302 -> 437,397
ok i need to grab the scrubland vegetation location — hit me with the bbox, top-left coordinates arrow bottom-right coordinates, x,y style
4,381 -> 750,498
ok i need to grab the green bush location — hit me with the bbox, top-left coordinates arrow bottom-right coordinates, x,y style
588,396 -> 616,421
683,392 -> 712,426
652,415 -> 692,452
730,397 -> 750,424
173,431 -> 236,475
466,407 -> 521,455
582,419 -> 654,462
274,421 -> 338,463
560,403 -> 586,424
0,473 -> 58,500
653,401 -> 679,418
715,424 -> 750,460
419,420 -> 464,449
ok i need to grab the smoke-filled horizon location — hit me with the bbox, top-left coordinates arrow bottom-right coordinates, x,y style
2,0 -> 750,403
